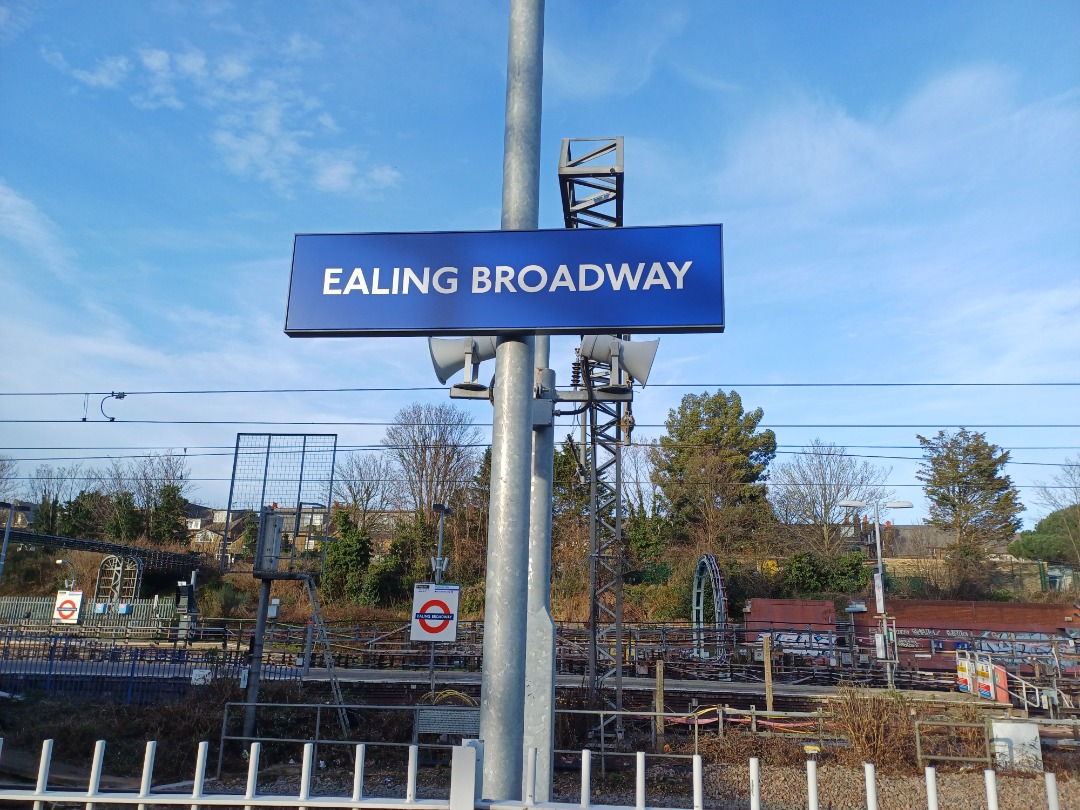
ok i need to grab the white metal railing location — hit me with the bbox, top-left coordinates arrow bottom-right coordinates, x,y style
0,737 -> 1066,810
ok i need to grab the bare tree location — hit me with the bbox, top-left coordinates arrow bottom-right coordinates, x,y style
334,451 -> 398,532
24,463 -> 85,534
770,439 -> 893,556
382,403 -> 483,515
129,451 -> 192,511
623,440 -> 659,515
1032,454 -> 1080,566
0,455 -> 17,501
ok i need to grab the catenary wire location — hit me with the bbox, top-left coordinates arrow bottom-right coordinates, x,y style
1,381 -> 1078,396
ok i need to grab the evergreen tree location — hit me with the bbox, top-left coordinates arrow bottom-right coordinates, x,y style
916,428 -> 1024,597
1009,507 -> 1080,566
323,509 -> 372,603
104,491 -> 143,543
148,484 -> 188,545
651,390 -> 777,551
58,490 -> 109,540
917,428 -> 1024,547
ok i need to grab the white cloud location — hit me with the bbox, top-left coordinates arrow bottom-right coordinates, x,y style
35,34 -> 400,197
131,48 -> 182,109
216,53 -> 251,82
71,54 -> 132,89
714,64 -> 1079,233
284,32 -> 323,61
0,179 -> 75,280
317,112 -> 340,133
363,164 -> 402,190
545,9 -> 687,100
176,49 -> 207,78
312,155 -> 358,192
907,283 -> 1080,384
0,1 -> 37,46
139,48 -> 171,74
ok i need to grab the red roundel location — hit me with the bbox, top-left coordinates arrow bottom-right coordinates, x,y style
417,599 -> 451,633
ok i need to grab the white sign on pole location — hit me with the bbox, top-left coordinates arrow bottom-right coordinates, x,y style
52,590 -> 84,624
873,572 -> 886,615
410,583 -> 460,642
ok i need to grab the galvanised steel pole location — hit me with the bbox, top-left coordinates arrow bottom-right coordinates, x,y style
524,350 -> 556,801
872,501 -> 895,689
479,0 -> 544,800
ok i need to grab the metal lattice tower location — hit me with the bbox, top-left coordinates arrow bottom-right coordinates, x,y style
558,137 -> 624,228
582,356 -> 631,722
559,137 -> 628,727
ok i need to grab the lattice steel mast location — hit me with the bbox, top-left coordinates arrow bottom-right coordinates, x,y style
558,138 -> 629,722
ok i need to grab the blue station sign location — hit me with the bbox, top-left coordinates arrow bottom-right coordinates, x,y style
285,223 -> 723,337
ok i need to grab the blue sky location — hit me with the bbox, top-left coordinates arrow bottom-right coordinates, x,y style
1,1 -> 1078,527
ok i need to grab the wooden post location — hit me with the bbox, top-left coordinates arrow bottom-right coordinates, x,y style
655,659 -> 666,751
763,635 -> 774,713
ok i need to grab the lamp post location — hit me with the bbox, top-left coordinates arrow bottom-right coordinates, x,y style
839,499 -> 913,688
56,559 -> 77,590
0,500 -> 36,588
431,503 -> 451,585
429,504 -> 452,696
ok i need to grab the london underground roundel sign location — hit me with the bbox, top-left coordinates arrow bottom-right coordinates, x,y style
410,583 -> 460,642
53,590 -> 84,624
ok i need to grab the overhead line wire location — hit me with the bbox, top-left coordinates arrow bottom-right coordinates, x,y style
2,381 -> 1078,397
4,418 -> 1080,428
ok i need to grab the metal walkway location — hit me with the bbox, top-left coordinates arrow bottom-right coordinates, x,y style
6,529 -> 197,572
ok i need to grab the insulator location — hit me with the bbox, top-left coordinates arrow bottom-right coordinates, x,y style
571,360 -> 582,388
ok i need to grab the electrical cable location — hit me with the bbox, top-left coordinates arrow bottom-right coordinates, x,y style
1,380 -> 1078,397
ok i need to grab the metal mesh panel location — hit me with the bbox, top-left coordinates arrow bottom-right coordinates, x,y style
216,434 -> 337,576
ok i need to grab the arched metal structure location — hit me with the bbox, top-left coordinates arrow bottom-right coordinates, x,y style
93,555 -> 144,604
691,554 -> 729,661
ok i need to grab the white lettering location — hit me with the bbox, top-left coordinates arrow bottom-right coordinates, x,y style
518,264 -> 548,293
642,261 -> 671,290
327,257 -> 690,298
402,267 -> 429,294
371,267 -> 391,295
605,262 -> 645,290
472,266 -> 492,293
549,264 -> 576,291
578,263 -> 604,292
323,268 -> 343,295
668,260 -> 691,289
343,268 -> 370,294
495,265 -> 516,292
433,266 -> 458,293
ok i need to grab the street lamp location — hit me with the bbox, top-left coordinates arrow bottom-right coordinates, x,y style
431,504 -> 452,585
56,559 -> 77,590
838,499 -> 913,688
0,500 -> 36,588
429,503 -> 453,696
